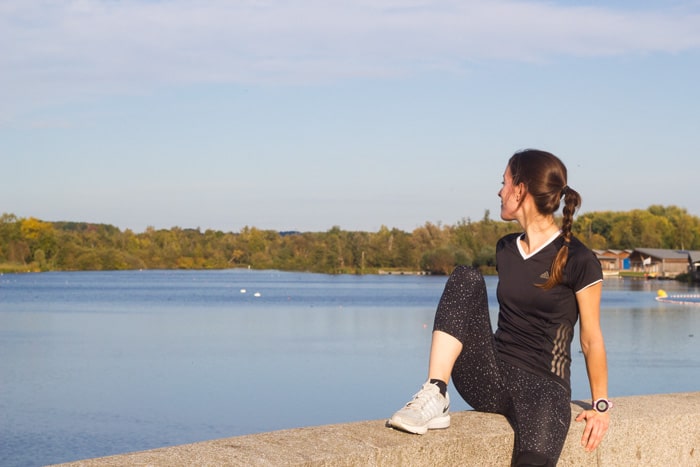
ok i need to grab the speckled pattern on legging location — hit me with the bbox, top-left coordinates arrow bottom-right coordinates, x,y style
433,265 -> 570,466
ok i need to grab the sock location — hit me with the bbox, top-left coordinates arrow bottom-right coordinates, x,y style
429,378 -> 447,396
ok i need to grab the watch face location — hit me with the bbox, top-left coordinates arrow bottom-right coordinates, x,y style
595,399 -> 610,412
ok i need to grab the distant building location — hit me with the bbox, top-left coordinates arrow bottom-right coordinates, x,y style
593,249 -> 631,274
689,251 -> 700,282
627,248 -> 700,279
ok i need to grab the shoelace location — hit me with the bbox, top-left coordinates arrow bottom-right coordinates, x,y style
406,387 -> 437,409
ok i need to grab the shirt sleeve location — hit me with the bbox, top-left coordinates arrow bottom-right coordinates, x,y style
568,244 -> 604,293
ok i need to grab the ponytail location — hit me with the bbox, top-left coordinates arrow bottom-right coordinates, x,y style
540,185 -> 581,289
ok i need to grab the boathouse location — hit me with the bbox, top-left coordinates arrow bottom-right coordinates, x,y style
627,248 -> 700,278
690,251 -> 700,282
593,249 -> 631,274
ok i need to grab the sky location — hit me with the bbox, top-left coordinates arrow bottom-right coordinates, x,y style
2,0 -> 699,234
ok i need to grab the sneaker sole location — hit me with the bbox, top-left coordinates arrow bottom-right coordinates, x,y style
388,414 -> 450,435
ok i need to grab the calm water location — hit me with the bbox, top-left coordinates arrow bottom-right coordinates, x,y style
1,270 -> 699,467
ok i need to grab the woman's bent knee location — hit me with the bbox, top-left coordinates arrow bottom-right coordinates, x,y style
451,265 -> 482,281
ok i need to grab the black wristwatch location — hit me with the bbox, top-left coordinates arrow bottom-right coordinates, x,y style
593,398 -> 613,413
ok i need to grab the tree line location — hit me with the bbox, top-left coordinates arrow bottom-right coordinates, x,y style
1,205 -> 699,275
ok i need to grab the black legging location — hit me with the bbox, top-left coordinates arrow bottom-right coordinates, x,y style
433,266 -> 571,467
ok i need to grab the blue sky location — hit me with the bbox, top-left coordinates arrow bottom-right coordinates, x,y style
2,1 -> 699,233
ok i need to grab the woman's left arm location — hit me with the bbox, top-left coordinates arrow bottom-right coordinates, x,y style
575,281 -> 610,452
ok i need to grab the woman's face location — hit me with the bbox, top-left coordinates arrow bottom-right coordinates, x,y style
498,166 -> 520,221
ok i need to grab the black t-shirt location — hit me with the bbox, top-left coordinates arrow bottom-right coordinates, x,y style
495,231 -> 603,390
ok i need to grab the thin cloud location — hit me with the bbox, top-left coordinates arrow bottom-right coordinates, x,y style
1,0 -> 700,117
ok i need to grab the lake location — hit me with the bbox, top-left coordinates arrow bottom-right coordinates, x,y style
1,269 -> 699,467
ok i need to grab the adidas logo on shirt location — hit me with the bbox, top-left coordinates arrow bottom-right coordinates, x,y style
540,271 -> 550,280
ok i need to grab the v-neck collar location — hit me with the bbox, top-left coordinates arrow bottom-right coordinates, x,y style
517,230 -> 562,260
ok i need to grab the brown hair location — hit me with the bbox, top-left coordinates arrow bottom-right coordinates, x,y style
507,149 -> 581,289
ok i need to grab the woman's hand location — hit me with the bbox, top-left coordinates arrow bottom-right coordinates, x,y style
575,409 -> 610,452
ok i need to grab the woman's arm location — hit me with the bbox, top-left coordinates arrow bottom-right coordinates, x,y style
574,281 -> 610,452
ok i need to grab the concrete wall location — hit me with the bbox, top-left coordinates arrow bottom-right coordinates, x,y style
52,392 -> 699,466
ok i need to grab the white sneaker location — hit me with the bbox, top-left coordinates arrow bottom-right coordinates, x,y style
388,381 -> 450,435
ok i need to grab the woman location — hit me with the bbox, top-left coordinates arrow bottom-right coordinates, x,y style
388,149 -> 610,466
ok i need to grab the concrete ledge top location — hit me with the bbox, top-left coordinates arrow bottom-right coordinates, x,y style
51,392 -> 700,466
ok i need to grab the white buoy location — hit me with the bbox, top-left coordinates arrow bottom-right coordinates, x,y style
254,292 -> 261,297
240,289 -> 247,293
